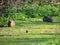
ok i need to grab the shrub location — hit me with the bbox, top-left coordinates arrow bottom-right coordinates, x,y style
8,5 -> 60,19
0,16 -> 8,26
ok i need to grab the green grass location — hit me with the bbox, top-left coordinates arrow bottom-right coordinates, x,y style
0,17 -> 60,45
0,35 -> 60,45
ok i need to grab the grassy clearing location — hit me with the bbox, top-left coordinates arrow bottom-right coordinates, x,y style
0,22 -> 60,35
0,17 -> 60,45
0,35 -> 60,45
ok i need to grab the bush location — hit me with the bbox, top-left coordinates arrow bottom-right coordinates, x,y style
0,16 -> 8,26
0,4 -> 60,23
38,5 -> 59,17
0,1 -> 60,25
19,5 -> 59,18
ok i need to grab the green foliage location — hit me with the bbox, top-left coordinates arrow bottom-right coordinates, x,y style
38,5 -> 59,17
19,5 -> 59,18
2,4 -> 60,20
0,16 -> 8,26
0,1 -> 60,25
9,12 -> 26,20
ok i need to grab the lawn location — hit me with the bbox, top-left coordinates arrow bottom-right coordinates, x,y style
0,17 -> 60,45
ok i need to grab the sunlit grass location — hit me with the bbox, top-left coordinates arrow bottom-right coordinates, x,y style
0,17 -> 60,45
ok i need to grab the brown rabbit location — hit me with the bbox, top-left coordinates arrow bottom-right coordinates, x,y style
8,20 -> 15,27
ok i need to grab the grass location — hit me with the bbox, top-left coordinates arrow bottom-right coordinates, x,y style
0,17 -> 60,45
0,38 -> 57,45
0,35 -> 60,45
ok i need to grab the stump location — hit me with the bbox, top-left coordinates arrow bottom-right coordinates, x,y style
43,16 -> 52,23
8,20 -> 15,27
